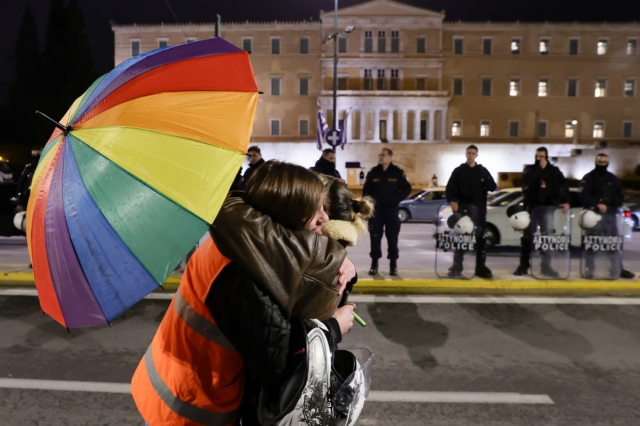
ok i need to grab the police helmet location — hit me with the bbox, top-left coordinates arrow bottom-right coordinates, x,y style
447,213 -> 475,235
579,208 -> 602,230
506,204 -> 531,231
13,211 -> 26,232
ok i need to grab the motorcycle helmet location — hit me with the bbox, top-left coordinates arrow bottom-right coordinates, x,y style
447,213 -> 475,234
506,204 -> 531,231
580,208 -> 602,230
13,211 -> 26,232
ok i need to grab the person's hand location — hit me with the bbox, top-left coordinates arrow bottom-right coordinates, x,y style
597,203 -> 607,213
539,157 -> 548,168
332,304 -> 355,335
338,257 -> 356,295
560,203 -> 570,214
449,201 -> 458,212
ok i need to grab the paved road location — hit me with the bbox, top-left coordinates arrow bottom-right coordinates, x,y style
2,293 -> 640,425
2,224 -> 639,278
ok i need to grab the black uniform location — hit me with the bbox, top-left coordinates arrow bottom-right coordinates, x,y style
310,157 -> 341,179
240,158 -> 265,190
15,155 -> 40,210
363,163 -> 411,261
517,162 -> 569,272
445,163 -> 497,274
578,166 -> 625,276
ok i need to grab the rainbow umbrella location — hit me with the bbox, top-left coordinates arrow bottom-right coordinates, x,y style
26,38 -> 258,329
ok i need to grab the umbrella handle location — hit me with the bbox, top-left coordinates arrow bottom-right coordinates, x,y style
36,110 -> 71,135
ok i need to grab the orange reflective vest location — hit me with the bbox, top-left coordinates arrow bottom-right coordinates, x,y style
132,237 -> 244,425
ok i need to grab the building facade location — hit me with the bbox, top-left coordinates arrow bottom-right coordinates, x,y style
112,0 -> 640,182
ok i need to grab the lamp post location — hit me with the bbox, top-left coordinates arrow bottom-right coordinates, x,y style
572,119 -> 578,145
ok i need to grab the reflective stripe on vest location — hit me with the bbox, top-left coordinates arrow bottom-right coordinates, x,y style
144,346 -> 238,425
174,290 -> 236,352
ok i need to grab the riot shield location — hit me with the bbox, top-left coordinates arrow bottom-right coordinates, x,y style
580,209 -> 623,280
435,204 -> 477,279
530,206 -> 571,280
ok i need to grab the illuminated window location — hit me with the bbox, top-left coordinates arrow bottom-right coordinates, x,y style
593,121 -> 604,138
565,121 -> 576,138
480,120 -> 490,137
595,79 -> 606,97
538,79 -> 548,97
597,39 -> 607,55
628,39 -> 638,56
539,38 -> 549,54
511,38 -> 521,54
452,120 -> 462,137
624,80 -> 635,97
509,79 -> 521,96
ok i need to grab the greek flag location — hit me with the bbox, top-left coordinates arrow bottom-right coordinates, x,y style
316,101 -> 329,150
339,108 -> 352,150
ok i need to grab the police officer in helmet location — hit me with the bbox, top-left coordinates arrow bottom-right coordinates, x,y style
578,153 -> 635,279
363,148 -> 411,276
514,147 -> 570,277
445,145 -> 497,278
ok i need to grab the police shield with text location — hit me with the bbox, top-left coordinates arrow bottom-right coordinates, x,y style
435,204 -> 479,279
444,145 -> 497,278
578,153 -> 635,279
515,147 -> 571,278
363,148 -> 411,276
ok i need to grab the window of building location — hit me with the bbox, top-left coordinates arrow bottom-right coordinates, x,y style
338,77 -> 348,90
363,69 -> 373,90
158,38 -> 168,49
451,120 -> 462,137
538,79 -> 549,97
509,78 -> 521,96
416,77 -> 426,90
338,37 -> 347,53
567,78 -> 578,97
509,121 -> 519,137
483,38 -> 492,55
628,39 -> 638,56
242,38 -> 252,52
271,119 -> 280,136
538,121 -> 548,137
624,80 -> 635,97
364,31 -> 373,53
390,69 -> 400,90
376,69 -> 386,90
482,78 -> 492,96
391,31 -> 400,53
564,121 -> 575,138
480,120 -> 491,137
453,78 -> 463,95
299,119 -> 309,136
186,37 -> 197,43
271,38 -> 281,54
417,37 -> 426,53
540,38 -> 549,54
300,37 -> 309,54
569,38 -> 579,55
454,37 -> 463,55
299,77 -> 309,95
271,77 -> 281,95
131,39 -> 140,57
597,39 -> 607,55
595,79 -> 607,97
623,122 -> 633,138
593,121 -> 605,138
511,38 -> 521,54
378,31 -> 386,53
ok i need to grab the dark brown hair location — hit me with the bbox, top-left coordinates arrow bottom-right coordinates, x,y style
323,177 -> 374,221
466,144 -> 478,152
245,160 -> 325,230
247,146 -> 261,154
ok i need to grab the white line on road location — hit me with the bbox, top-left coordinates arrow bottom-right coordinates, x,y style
4,288 -> 640,305
0,378 -> 553,404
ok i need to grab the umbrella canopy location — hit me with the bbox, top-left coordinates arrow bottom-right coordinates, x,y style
26,38 -> 258,329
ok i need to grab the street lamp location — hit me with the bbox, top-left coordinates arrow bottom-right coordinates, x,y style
571,119 -> 578,145
322,0 -> 355,131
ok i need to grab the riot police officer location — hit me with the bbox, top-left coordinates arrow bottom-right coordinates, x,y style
363,148 -> 411,276
578,153 -> 635,279
514,147 -> 570,276
445,145 -> 497,278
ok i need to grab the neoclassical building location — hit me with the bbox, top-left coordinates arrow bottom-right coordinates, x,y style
111,0 -> 640,182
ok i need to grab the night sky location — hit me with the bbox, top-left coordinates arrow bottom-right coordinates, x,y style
2,0 -> 640,102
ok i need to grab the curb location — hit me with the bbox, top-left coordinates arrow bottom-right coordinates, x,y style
3,271 -> 640,295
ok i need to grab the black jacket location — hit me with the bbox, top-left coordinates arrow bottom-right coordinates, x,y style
445,163 -> 496,211
241,158 -> 265,190
363,163 -> 411,210
579,168 -> 623,208
310,157 -> 341,179
16,158 -> 39,208
522,163 -> 569,207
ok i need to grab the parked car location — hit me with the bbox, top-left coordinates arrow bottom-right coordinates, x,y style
398,187 -> 447,222
624,192 -> 640,230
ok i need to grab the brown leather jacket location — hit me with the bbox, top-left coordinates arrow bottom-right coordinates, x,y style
209,194 -> 346,320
